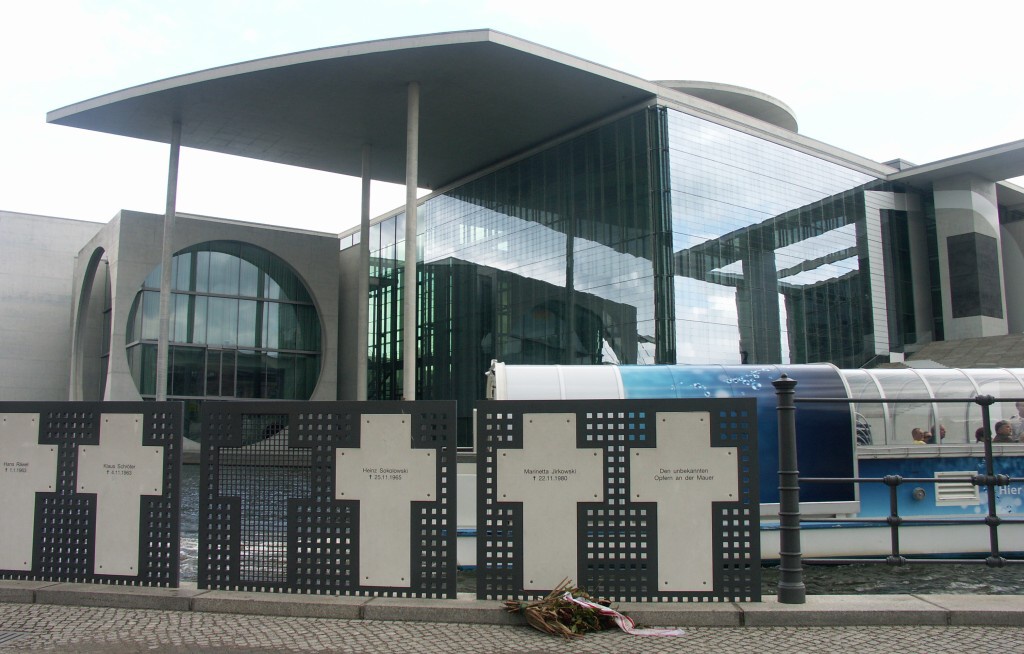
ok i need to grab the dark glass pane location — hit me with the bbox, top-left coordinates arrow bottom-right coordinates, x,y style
191,296 -> 208,344
171,294 -> 189,342
235,350 -> 263,398
206,297 -> 238,347
126,344 -> 140,389
239,257 -> 259,297
221,350 -> 236,397
371,219 -> 383,249
264,352 -> 294,398
173,252 -> 192,291
194,249 -> 210,293
169,345 -> 203,396
381,216 -> 397,249
141,290 -> 160,341
205,349 -> 221,397
297,304 -> 320,352
276,303 -> 298,350
208,249 -> 240,295
263,302 -> 279,350
139,343 -> 156,396
294,354 -> 321,398
237,300 -> 259,347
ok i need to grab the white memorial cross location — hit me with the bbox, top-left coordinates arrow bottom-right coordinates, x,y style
77,414 -> 164,576
496,413 -> 603,591
630,412 -> 739,591
0,414 -> 58,571
335,414 -> 436,588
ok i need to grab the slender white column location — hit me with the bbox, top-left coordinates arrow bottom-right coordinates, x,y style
155,121 -> 181,401
403,82 -> 420,401
356,144 -> 372,401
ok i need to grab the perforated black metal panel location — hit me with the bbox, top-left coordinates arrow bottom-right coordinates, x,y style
0,402 -> 182,587
476,399 -> 759,602
199,401 -> 456,597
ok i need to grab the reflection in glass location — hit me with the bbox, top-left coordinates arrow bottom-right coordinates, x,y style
365,106 -> 924,446
667,110 -> 884,367
126,241 -> 321,411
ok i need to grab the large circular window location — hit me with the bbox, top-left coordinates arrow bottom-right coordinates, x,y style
126,241 -> 322,403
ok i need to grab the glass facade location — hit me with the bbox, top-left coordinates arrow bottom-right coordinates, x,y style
667,110 -> 883,367
363,106 -> 922,445
126,241 -> 322,436
366,110 -> 663,443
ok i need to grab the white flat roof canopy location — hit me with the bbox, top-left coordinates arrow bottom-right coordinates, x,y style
890,139 -> 1024,187
47,30 -> 658,189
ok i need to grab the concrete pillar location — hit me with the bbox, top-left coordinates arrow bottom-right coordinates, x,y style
403,82 -> 420,400
904,195 -> 935,344
1002,220 -> 1024,333
933,175 -> 1007,340
736,236 -> 781,364
155,121 -> 181,401
864,191 -> 894,356
356,145 -> 371,401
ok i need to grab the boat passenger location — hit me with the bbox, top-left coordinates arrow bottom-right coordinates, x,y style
923,425 -> 945,444
1010,401 -> 1024,441
992,420 -> 1015,443
911,428 -> 930,445
976,427 -> 987,443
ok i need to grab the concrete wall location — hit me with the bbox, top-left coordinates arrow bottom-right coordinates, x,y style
0,211 -> 102,400
337,244 -> 362,400
1002,219 -> 1024,334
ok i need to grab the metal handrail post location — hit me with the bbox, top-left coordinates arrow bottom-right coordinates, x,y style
975,396 -> 1006,566
883,475 -> 906,565
773,374 -> 805,603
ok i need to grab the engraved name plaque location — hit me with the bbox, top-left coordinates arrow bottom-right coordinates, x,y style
335,414 -> 436,588
78,414 -> 164,576
631,412 -> 738,591
496,413 -> 603,590
0,414 -> 58,571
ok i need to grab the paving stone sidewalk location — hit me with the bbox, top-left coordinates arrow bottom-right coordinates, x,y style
1,602 -> 1023,653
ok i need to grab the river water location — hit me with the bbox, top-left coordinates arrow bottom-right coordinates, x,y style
178,464 -> 1024,594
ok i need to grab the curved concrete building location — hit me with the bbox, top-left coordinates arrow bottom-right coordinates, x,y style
653,80 -> 799,132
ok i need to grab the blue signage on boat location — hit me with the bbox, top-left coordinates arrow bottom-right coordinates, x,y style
617,364 -> 855,506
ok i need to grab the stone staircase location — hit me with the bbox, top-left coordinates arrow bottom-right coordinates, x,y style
900,333 -> 1024,369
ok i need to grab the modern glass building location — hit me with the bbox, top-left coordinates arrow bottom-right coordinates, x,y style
29,30 -> 1023,447
351,100 -> 1018,444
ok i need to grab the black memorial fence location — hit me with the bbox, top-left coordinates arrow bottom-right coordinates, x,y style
476,398 -> 760,603
0,402 -> 181,587
198,401 -> 457,598
773,376 -> 1024,604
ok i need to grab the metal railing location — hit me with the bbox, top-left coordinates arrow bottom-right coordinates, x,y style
773,375 -> 1024,604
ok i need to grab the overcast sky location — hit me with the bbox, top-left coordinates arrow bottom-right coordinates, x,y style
2,0 -> 1022,234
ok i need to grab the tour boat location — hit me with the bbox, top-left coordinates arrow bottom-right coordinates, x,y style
453,362 -> 1024,566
